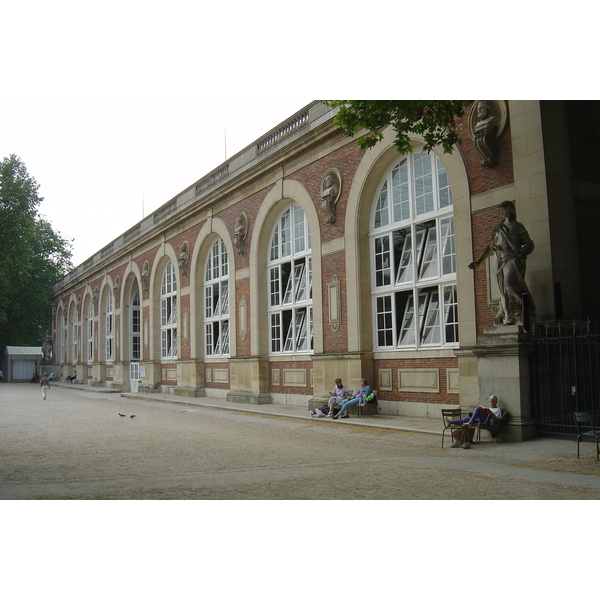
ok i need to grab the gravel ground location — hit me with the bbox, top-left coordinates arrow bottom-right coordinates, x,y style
1,382 -> 600,500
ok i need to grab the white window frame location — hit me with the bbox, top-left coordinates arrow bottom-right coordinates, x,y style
204,238 -> 230,357
371,151 -> 458,351
160,262 -> 178,360
87,302 -> 93,363
131,284 -> 141,362
105,289 -> 114,362
71,310 -> 78,364
267,203 -> 313,355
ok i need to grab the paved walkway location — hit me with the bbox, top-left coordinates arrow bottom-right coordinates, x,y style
54,381 -> 441,435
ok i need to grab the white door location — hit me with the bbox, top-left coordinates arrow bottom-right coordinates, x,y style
130,362 -> 140,393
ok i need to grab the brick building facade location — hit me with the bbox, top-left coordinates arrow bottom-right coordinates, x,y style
50,101 -> 600,439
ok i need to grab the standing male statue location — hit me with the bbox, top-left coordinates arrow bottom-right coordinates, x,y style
469,201 -> 536,326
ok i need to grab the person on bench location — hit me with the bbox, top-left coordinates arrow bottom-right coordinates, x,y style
325,378 -> 350,417
447,395 -> 502,428
332,379 -> 371,420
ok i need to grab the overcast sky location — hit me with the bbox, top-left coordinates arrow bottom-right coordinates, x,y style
2,3 -> 592,269
1,2 -> 318,267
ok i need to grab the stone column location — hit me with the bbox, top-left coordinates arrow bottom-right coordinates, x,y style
227,356 -> 271,404
467,325 -> 535,442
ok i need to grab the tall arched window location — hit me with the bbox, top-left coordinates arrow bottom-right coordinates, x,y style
267,203 -> 313,354
131,281 -> 141,362
71,309 -> 78,363
87,301 -> 94,362
204,238 -> 230,357
371,151 -> 458,350
105,289 -> 114,361
160,261 -> 178,359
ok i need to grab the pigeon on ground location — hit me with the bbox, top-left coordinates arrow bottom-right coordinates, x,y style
130,415 -> 136,419
118,413 -> 127,417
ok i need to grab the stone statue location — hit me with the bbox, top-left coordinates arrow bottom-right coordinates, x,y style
321,170 -> 341,223
469,201 -> 536,326
178,241 -> 190,276
113,275 -> 121,299
233,212 -> 248,255
41,333 -> 53,362
141,261 -> 150,291
473,100 -> 499,167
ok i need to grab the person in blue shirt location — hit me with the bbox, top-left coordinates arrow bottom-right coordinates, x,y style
332,379 -> 371,419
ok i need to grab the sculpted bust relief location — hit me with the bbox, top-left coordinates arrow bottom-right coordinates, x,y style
321,170 -> 341,223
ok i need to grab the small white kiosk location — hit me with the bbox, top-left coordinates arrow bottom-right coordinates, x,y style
3,346 -> 44,382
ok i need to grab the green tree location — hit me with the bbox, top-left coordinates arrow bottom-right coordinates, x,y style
324,100 -> 471,155
0,154 -> 72,348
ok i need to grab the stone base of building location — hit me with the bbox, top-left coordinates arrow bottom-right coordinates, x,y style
226,391 -> 272,404
174,386 -> 205,398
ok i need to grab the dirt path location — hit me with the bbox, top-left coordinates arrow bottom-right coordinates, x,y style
1,383 -> 599,500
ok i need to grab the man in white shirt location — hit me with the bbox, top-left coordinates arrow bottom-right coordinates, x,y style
326,378 -> 350,417
447,395 -> 502,427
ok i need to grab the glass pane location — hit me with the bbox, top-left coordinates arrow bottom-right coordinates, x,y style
270,266 -> 280,307
397,293 -> 415,346
440,217 -> 456,275
270,313 -> 281,353
443,285 -> 459,343
270,225 -> 279,262
414,153 -> 434,215
395,230 -> 414,285
417,222 -> 438,280
281,209 -> 291,257
437,156 -> 453,208
391,160 -> 410,223
420,290 -> 441,345
294,260 -> 306,303
294,204 -> 306,254
375,236 -> 391,287
374,182 -> 389,229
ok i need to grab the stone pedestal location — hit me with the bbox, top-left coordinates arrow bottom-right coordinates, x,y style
468,325 -> 536,442
174,359 -> 205,397
226,357 -> 271,404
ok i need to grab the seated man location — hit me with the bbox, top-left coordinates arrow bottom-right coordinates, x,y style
325,378 -> 350,417
446,395 -> 502,448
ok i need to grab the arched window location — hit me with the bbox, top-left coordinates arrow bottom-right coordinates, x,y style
204,238 -> 230,357
371,152 -> 458,350
71,309 -> 78,363
131,282 -> 141,362
160,262 -> 177,359
82,300 -> 94,362
267,203 -> 313,354
87,301 -> 93,362
105,289 -> 114,361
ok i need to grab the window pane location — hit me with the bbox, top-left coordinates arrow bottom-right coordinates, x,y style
420,289 -> 441,345
414,153 -> 434,215
394,229 -> 414,285
440,217 -> 456,275
437,156 -> 453,208
417,221 -> 438,280
397,292 -> 415,346
443,285 -> 459,343
374,236 -> 391,287
374,182 -> 389,229
391,160 -> 410,222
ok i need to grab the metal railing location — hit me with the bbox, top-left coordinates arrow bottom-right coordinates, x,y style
531,319 -> 600,436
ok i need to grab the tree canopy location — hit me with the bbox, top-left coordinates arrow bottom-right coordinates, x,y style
323,100 -> 471,155
0,154 -> 72,349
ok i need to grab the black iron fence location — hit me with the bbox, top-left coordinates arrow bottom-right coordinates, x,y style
530,320 -> 600,436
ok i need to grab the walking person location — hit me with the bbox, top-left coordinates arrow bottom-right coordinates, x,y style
40,372 -> 51,400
